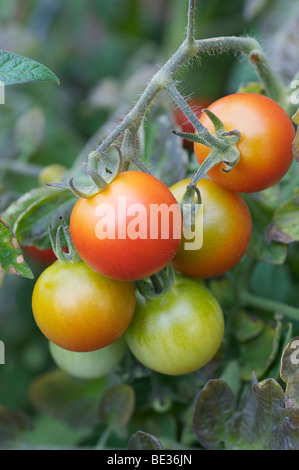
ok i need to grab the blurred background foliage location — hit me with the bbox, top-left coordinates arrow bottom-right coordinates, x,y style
0,0 -> 299,450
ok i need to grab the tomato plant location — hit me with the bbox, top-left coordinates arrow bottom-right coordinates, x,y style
170,177 -> 252,278
174,96 -> 211,147
70,170 -> 182,281
32,260 -> 136,352
49,336 -> 127,380
194,93 -> 296,193
125,274 -> 224,375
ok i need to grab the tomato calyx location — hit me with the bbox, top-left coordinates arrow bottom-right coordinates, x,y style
49,219 -> 80,264
47,144 -> 124,200
134,263 -> 175,300
173,108 -> 241,186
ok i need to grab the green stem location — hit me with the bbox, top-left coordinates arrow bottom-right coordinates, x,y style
196,36 -> 288,107
186,0 -> 196,48
240,291 -> 299,322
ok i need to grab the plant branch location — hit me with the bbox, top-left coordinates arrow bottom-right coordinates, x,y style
240,290 -> 299,322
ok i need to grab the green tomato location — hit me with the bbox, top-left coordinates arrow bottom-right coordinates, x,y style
49,336 -> 127,379
125,274 -> 224,376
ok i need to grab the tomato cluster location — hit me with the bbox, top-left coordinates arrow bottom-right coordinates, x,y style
31,93 -> 295,378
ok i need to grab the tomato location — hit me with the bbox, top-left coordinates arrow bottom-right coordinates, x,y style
24,246 -> 58,266
174,96 -> 211,148
194,93 -> 295,193
170,177 -> 252,279
125,274 -> 224,376
32,260 -> 136,352
70,171 -> 182,281
49,336 -> 127,379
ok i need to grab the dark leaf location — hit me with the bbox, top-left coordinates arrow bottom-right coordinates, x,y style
128,431 -> 164,450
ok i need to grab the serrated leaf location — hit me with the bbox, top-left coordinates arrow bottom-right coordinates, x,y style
0,49 -> 60,86
3,186 -> 77,250
29,369 -> 107,428
0,215 -> 33,279
193,375 -> 299,450
128,431 -> 164,450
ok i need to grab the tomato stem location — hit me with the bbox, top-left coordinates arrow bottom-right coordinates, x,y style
240,290 -> 299,322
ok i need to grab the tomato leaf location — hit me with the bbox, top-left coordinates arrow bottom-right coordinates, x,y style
99,384 -> 135,430
268,190 -> 299,243
244,194 -> 287,265
0,50 -> 60,86
28,369 -> 107,428
3,186 -> 77,250
0,215 -> 33,279
192,338 -> 299,450
128,431 -> 164,450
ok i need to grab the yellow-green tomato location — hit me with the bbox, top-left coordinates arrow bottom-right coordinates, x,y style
49,336 -> 127,379
125,275 -> 224,376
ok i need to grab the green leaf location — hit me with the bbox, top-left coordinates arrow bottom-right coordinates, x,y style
128,431 -> 164,450
0,215 -> 33,279
239,317 -> 283,381
292,109 -> 299,162
268,191 -> 299,243
233,310 -> 265,343
28,369 -> 107,428
280,336 -> 299,408
0,50 -> 60,86
3,186 -> 77,250
244,195 -> 287,265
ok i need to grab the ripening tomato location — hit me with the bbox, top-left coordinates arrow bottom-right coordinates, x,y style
125,274 -> 224,376
194,93 -> 295,193
70,171 -> 182,281
32,260 -> 136,352
174,96 -> 211,147
24,246 -> 57,266
49,336 -> 127,379
170,177 -> 252,279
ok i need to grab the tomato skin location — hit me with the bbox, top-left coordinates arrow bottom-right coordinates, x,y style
170,178 -> 252,279
194,93 -> 295,193
32,260 -> 136,352
24,246 -> 58,266
125,274 -> 224,376
70,171 -> 182,281
49,336 -> 127,379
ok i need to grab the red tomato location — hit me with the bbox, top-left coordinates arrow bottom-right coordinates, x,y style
70,171 -> 182,281
194,93 -> 295,193
174,97 -> 211,148
170,177 -> 252,279
24,246 -> 57,266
